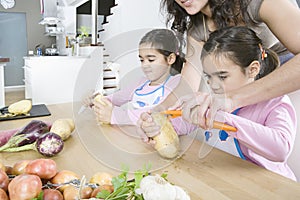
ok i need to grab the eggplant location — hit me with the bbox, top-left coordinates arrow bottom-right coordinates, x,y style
36,132 -> 64,157
0,120 -> 50,151
2,132 -> 64,157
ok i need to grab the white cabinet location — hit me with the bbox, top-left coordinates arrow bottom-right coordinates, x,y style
24,46 -> 103,105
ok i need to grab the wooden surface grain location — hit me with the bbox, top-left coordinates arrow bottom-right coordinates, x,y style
1,103 -> 300,199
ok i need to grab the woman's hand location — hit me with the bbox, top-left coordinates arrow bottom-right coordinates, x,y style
93,97 -> 113,124
136,112 -> 161,145
169,92 -> 234,129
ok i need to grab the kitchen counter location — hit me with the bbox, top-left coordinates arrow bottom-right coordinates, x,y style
1,102 -> 300,199
0,58 -> 10,107
24,55 -> 89,59
23,46 -> 103,105
0,57 -> 10,63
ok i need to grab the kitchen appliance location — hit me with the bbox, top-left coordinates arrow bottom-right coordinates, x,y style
45,44 -> 59,56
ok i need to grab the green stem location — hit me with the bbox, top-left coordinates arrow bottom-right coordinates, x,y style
2,143 -> 36,152
0,134 -> 28,151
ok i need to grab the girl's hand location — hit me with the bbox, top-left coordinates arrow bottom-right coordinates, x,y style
93,97 -> 113,124
172,92 -> 234,129
136,112 -> 161,145
83,92 -> 100,108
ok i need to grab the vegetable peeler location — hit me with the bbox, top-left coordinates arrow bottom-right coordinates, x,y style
161,110 -> 237,132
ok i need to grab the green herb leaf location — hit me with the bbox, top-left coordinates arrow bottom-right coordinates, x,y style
96,189 -> 111,198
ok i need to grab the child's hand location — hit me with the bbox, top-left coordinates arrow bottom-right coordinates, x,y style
83,92 -> 99,108
93,97 -> 113,124
136,112 -> 161,145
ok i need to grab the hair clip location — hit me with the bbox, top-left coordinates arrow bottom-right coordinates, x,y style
259,43 -> 267,60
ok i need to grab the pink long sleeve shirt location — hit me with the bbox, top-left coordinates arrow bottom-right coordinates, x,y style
172,95 -> 297,181
105,74 -> 181,125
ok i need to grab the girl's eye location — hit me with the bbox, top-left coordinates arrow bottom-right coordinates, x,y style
219,76 -> 227,80
204,74 -> 211,80
148,59 -> 155,62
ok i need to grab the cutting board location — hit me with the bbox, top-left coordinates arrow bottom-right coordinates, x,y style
0,104 -> 51,121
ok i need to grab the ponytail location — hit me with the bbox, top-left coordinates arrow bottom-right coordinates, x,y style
255,48 -> 280,80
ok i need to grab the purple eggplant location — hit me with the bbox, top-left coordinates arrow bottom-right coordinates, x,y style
36,132 -> 64,157
1,132 -> 64,157
0,120 -> 50,151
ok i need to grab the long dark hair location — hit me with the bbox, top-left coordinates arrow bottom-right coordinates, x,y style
201,26 -> 279,80
161,0 -> 252,41
139,29 -> 186,75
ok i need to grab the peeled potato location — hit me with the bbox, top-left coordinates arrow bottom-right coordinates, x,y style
8,99 -> 32,115
152,113 -> 180,159
50,118 -> 75,141
93,94 -> 106,106
93,94 -> 110,125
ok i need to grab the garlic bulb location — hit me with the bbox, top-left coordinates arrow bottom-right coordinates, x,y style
135,175 -> 190,200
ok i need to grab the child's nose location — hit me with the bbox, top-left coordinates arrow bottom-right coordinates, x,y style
208,79 -> 220,90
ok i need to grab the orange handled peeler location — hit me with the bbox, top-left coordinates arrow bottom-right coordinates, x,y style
161,110 -> 237,132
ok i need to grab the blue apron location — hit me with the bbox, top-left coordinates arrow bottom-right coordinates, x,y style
204,108 -> 245,159
131,76 -> 171,109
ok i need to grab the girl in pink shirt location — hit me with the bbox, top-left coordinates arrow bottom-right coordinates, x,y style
137,26 -> 297,181
92,29 -> 185,125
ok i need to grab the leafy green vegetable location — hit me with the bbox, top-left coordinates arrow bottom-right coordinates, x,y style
96,164 -> 152,200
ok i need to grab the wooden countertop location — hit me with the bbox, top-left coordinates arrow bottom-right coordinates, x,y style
1,103 -> 300,199
0,58 -> 9,63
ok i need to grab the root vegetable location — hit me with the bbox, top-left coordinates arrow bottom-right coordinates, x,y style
8,99 -> 32,115
51,170 -> 79,192
8,174 -> 42,200
2,132 -> 64,157
0,169 -> 9,191
63,185 -> 79,200
25,158 -> 57,179
43,188 -> 63,200
12,160 -> 31,175
91,185 -> 114,198
50,118 -> 75,141
89,172 -> 113,186
151,113 -> 180,159
0,188 -> 9,200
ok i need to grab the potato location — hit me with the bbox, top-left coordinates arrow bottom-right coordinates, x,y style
50,118 -> 75,141
51,170 -> 79,192
8,99 -> 32,115
25,158 -> 57,179
93,94 -> 106,106
91,185 -> 114,198
43,188 -> 63,200
8,174 -> 42,200
89,172 -> 113,186
12,159 -> 31,175
152,113 -> 180,159
0,169 -> 9,191
0,188 -> 9,200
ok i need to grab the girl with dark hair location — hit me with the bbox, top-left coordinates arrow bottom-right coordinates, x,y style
137,26 -> 297,181
92,29 -> 185,125
156,0 -> 300,130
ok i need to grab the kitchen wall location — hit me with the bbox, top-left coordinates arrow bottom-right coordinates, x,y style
0,0 -> 54,52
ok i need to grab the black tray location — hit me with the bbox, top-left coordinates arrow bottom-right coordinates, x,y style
0,104 -> 51,121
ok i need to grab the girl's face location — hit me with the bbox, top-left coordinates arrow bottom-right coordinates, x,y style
202,54 -> 257,94
138,43 -> 174,85
175,0 -> 209,15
